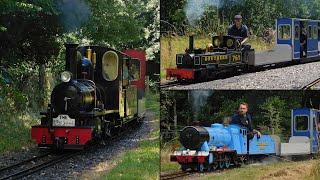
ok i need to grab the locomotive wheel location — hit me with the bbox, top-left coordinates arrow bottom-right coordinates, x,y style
212,162 -> 218,170
219,155 -> 225,169
225,155 -> 231,168
104,122 -> 112,138
181,164 -> 188,171
209,162 -> 218,171
197,164 -> 204,172
219,161 -> 225,169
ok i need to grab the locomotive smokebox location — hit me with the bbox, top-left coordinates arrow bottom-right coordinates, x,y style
179,126 -> 209,150
189,35 -> 194,52
65,43 -> 79,77
51,81 -> 95,115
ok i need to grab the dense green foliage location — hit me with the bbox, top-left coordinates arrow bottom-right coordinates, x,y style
161,0 -> 320,36
160,91 -> 319,142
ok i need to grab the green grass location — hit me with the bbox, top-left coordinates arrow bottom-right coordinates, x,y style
0,112 -> 38,153
105,90 -> 160,180
201,160 -> 320,180
145,89 -> 160,118
160,35 -> 274,80
160,139 -> 181,172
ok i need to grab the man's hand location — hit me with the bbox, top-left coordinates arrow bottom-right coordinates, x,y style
241,37 -> 249,45
253,129 -> 261,138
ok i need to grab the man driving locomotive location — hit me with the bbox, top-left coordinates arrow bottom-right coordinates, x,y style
231,102 -> 261,137
227,15 -> 249,46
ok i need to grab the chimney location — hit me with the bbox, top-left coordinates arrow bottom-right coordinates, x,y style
65,43 -> 79,78
189,35 -> 194,52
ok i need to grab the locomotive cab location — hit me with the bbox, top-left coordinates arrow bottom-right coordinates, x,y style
166,34 -> 255,82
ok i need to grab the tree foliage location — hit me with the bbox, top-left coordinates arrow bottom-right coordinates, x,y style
161,91 -> 309,142
161,0 -> 320,36
0,0 -> 159,111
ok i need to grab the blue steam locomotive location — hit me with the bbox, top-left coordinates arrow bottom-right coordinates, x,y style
170,107 -> 320,172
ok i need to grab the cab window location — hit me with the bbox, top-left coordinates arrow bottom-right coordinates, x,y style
102,51 -> 119,81
122,58 -> 133,86
295,116 -> 309,131
130,58 -> 141,80
278,25 -> 291,40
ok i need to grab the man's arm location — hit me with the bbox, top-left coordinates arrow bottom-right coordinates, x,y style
230,114 -> 237,124
241,37 -> 248,45
248,114 -> 261,137
241,25 -> 249,45
247,114 -> 253,132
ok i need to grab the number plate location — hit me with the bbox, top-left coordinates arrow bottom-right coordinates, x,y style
53,114 -> 75,127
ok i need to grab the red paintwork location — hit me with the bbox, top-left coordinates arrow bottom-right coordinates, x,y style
123,49 -> 146,89
172,155 -> 207,164
175,155 -> 194,163
196,156 -> 207,164
31,126 -> 93,146
166,68 -> 195,79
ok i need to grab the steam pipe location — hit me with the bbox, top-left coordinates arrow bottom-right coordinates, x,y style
189,35 -> 194,52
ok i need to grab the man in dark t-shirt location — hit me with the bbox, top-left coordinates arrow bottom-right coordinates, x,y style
231,102 -> 261,137
228,15 -> 249,45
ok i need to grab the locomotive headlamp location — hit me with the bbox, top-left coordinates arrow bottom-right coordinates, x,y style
226,39 -> 234,48
213,38 -> 220,47
60,71 -> 72,82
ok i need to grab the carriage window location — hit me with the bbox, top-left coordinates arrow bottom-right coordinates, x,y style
278,25 -> 291,40
313,26 -> 318,39
131,58 -> 141,80
295,116 -> 309,131
102,51 -> 119,81
294,25 -> 300,40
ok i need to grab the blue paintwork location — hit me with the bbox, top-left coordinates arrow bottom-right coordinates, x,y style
198,123 -> 276,155
307,21 -> 318,57
277,18 -> 292,46
248,136 -> 276,155
292,108 -> 320,153
277,18 -> 320,60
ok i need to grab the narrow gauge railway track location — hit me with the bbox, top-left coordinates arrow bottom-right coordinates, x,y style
160,171 -> 191,180
302,78 -> 320,90
0,151 -> 79,180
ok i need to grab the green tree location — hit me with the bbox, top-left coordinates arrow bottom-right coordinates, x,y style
259,96 -> 287,136
0,0 -> 63,107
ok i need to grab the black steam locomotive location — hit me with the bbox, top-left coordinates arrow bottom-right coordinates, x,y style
31,44 -> 146,150
166,35 -> 255,82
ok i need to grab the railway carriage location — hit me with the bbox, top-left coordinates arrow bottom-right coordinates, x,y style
31,44 -> 146,150
170,107 -> 320,172
166,18 -> 320,82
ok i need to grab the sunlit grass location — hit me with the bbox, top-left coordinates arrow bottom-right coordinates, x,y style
104,90 -> 160,180
0,112 -> 39,153
202,160 -> 319,180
